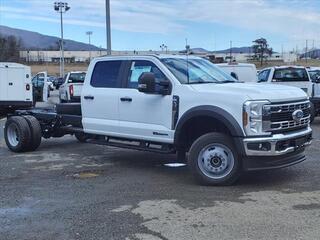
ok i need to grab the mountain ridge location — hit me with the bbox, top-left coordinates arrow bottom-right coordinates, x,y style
0,25 -> 103,51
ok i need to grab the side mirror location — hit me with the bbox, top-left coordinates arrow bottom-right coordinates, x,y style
138,72 -> 156,93
230,72 -> 238,80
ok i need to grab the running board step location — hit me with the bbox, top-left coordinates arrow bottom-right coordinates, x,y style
86,137 -> 175,154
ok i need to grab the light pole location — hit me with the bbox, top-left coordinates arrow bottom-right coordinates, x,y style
86,31 -> 93,61
54,2 -> 70,77
160,44 -> 168,53
106,0 -> 111,55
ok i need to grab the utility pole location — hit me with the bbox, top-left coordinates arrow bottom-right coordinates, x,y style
313,39 -> 315,50
86,31 -> 93,61
105,0 -> 111,55
229,40 -> 232,63
54,2 -> 70,77
306,40 -> 308,64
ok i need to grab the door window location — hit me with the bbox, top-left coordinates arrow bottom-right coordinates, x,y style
91,60 -> 123,88
127,60 -> 166,88
32,74 -> 44,87
258,69 -> 270,82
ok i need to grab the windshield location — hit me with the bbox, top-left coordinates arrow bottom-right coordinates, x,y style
161,58 -> 237,84
273,68 -> 309,82
68,72 -> 86,83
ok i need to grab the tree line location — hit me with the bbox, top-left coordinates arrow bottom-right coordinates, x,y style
0,34 -> 22,62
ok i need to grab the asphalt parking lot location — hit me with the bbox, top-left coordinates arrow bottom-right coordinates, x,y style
0,92 -> 320,240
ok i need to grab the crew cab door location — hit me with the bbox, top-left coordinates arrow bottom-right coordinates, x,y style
117,60 -> 174,143
81,60 -> 125,136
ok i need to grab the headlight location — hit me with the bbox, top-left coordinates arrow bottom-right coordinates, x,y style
243,100 -> 271,136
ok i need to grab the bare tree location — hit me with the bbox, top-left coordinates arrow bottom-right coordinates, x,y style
0,34 -> 22,62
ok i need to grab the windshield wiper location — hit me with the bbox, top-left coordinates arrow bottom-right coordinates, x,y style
217,80 -> 237,83
188,81 -> 218,84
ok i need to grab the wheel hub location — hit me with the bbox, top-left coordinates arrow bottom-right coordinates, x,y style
210,155 -> 223,167
7,123 -> 20,147
198,144 -> 235,179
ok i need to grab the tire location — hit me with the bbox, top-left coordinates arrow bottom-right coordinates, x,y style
4,116 -> 31,153
188,133 -> 241,186
310,102 -> 315,123
75,132 -> 89,143
23,115 -> 42,151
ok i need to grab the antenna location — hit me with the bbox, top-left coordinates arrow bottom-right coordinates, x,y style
185,38 -> 190,84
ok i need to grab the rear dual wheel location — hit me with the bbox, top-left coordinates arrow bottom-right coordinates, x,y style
4,116 -> 42,153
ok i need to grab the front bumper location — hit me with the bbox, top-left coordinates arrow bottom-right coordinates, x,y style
243,127 -> 312,156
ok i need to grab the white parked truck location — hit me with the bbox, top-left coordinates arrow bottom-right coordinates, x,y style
258,66 -> 320,122
0,62 -> 33,113
59,71 -> 86,103
3,55 -> 312,185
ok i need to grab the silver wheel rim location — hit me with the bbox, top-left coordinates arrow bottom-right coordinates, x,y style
7,123 -> 20,147
197,143 -> 235,179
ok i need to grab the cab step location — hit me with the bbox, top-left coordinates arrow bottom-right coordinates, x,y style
86,136 -> 175,154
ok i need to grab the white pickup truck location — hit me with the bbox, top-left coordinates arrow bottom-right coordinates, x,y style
59,71 -> 86,103
3,55 -> 312,185
258,66 -> 320,121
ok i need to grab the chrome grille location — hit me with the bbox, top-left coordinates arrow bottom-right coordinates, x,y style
263,100 -> 310,133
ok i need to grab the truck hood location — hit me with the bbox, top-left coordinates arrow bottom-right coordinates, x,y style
190,82 -> 308,102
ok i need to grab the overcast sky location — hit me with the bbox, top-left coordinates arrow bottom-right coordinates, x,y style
1,0 -> 320,52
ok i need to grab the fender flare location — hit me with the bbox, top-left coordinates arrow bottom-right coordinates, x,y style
174,105 -> 245,153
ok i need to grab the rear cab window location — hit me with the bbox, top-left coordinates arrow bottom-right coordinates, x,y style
90,60 -> 123,88
68,72 -> 86,83
272,68 -> 309,82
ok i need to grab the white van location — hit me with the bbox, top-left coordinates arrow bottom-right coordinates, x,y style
0,62 -> 33,113
216,63 -> 257,82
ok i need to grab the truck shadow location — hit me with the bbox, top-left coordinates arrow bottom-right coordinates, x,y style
7,136 -> 311,189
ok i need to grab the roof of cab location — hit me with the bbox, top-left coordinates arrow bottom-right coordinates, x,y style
216,63 -> 256,67
273,65 -> 306,69
94,54 -> 202,61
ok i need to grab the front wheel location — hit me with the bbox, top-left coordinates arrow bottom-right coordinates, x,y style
188,133 -> 241,186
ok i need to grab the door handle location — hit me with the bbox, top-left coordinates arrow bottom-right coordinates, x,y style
120,97 -> 132,102
84,95 -> 94,100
